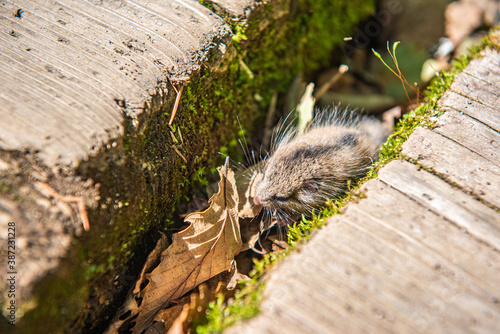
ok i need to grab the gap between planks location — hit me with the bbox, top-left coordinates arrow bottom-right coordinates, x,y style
402,127 -> 500,209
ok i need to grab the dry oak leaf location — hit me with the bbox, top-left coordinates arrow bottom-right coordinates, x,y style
164,262 -> 249,334
165,282 -> 224,334
128,164 -> 241,333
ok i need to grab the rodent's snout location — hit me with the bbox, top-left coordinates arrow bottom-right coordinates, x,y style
253,195 -> 262,206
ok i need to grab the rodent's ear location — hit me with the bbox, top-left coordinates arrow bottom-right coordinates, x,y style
302,179 -> 319,193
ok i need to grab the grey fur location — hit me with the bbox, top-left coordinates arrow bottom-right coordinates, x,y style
253,106 -> 389,218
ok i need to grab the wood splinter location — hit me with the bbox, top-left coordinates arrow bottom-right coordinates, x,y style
35,181 -> 90,231
172,145 -> 188,163
169,85 -> 184,126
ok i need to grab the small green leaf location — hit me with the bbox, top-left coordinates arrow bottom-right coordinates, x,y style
392,41 -> 400,54
371,48 -> 382,59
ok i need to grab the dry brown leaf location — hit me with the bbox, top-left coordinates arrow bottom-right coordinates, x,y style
239,216 -> 262,252
166,283 -> 219,334
105,233 -> 171,334
161,263 -> 248,334
105,163 -> 241,333
268,235 -> 290,252
249,227 -> 289,255
165,304 -> 189,334
206,161 -> 262,219
150,297 -> 189,334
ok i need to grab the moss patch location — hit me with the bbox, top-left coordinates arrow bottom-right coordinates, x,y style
242,0 -> 376,102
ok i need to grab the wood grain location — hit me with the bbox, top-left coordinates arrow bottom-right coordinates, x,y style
402,127 -> 500,208
0,0 -> 231,168
462,48 -> 500,89
448,49 -> 500,113
439,91 -> 500,133
433,109 -> 500,166
450,72 -> 500,113
379,160 -> 500,251
227,178 -> 500,334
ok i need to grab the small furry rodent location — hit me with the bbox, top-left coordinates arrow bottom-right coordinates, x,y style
253,107 -> 389,219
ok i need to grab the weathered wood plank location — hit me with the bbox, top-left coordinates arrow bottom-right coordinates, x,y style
343,182 -> 500,330
206,0 -> 259,18
433,109 -> 500,166
449,49 -> 500,105
439,91 -> 500,132
402,127 -> 500,208
462,49 -> 500,89
378,160 -> 500,251
449,73 -> 500,113
227,179 -> 500,334
349,180 -> 500,298
0,0 -> 230,167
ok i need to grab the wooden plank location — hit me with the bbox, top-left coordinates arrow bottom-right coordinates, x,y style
402,127 -> 500,208
462,49 -> 500,89
378,160 -> 500,251
439,91 -> 500,132
348,180 -> 500,297
450,73 -> 500,113
0,0 -> 231,167
207,0 -> 261,17
433,109 -> 500,166
450,49 -> 500,101
227,179 -> 500,334
342,182 -> 500,330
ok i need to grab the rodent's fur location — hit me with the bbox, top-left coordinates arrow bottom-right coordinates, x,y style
253,107 -> 389,219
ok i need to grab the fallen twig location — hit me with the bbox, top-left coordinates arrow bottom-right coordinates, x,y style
314,64 -> 349,100
262,91 -> 278,149
239,59 -> 254,80
35,181 -> 90,231
169,85 -> 184,126
172,145 -> 188,163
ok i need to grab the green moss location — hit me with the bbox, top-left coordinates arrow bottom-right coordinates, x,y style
231,23 -> 248,45
376,54 -> 469,167
194,253 -> 283,333
0,182 -> 11,194
194,283 -> 264,333
240,0 -> 375,103
9,247 -> 88,334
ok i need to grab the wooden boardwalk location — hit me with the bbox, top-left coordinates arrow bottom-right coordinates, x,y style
226,49 -> 500,333
0,1 -> 377,331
